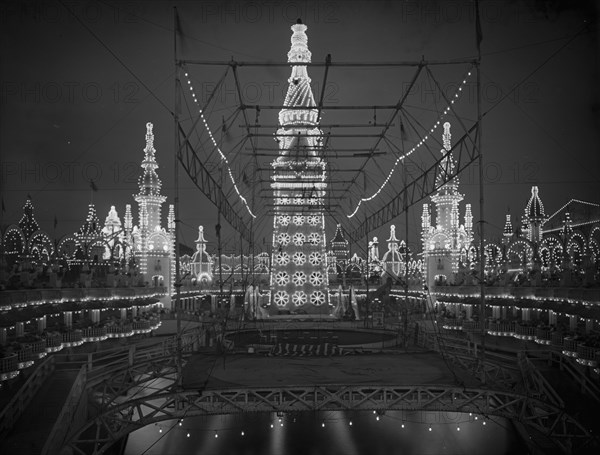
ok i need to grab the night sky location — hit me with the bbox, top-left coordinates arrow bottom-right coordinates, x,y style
1,0 -> 598,255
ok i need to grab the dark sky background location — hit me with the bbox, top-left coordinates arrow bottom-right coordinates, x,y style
1,0 -> 598,255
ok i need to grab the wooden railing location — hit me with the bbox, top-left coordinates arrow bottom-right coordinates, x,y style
0,356 -> 56,439
434,285 -> 600,302
0,287 -> 166,308
41,365 -> 87,455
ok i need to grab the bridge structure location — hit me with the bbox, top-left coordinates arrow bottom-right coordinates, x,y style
6,322 -> 590,455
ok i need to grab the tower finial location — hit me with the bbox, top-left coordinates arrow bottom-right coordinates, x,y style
442,122 -> 451,151
145,122 -> 154,152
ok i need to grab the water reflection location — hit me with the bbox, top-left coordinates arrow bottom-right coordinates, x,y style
125,410 -> 525,454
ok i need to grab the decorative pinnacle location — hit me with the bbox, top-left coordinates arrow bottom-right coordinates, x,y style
442,122 -> 451,151
145,122 -> 154,154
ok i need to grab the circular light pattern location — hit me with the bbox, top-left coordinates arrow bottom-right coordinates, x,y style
307,215 -> 319,226
308,232 -> 320,245
293,215 -> 304,225
292,252 -> 306,265
278,233 -> 291,246
309,271 -> 323,286
292,271 -> 306,285
292,291 -> 307,306
309,252 -> 322,265
292,233 -> 305,246
310,291 -> 325,306
278,215 -> 291,226
274,271 -> 289,285
274,291 -> 289,306
276,252 -> 290,265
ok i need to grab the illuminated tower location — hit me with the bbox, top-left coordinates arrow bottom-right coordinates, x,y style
421,122 -> 473,287
269,20 -> 330,315
132,122 -> 173,292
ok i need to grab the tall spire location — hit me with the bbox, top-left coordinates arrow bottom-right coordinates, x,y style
124,204 -> 133,234
464,204 -> 473,233
137,122 -> 164,198
19,196 -> 40,239
422,204 -> 431,229
436,122 -> 459,190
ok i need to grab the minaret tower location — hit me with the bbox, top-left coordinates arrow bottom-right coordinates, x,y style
130,122 -> 173,294
422,122 -> 472,287
269,20 -> 330,315
430,123 -> 464,234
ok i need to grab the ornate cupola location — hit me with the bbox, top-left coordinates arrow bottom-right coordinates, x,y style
523,186 -> 546,243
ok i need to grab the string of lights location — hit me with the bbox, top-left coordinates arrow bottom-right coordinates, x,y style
346,65 -> 474,219
182,68 -> 257,219
146,410 -> 493,439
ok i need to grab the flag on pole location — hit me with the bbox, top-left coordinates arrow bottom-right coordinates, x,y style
399,119 -> 408,141
90,180 -> 98,192
174,7 -> 182,35
475,0 -> 483,51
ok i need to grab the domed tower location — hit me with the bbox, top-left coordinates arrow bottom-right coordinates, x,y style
101,205 -> 124,260
522,186 -> 546,243
270,21 -> 330,315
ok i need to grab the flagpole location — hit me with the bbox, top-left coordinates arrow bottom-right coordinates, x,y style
475,0 -> 486,383
173,6 -> 183,390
